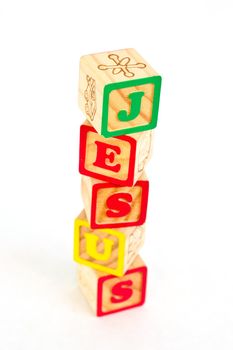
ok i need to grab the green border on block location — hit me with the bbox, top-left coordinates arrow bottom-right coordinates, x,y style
101,76 -> 162,138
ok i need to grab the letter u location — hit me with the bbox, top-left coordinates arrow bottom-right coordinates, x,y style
84,233 -> 114,261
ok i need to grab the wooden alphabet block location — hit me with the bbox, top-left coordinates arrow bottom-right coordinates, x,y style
77,255 -> 147,316
81,174 -> 149,229
79,48 -> 161,138
74,210 -> 145,277
79,121 -> 153,186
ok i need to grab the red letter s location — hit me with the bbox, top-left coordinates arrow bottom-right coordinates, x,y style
106,193 -> 132,217
111,280 -> 133,303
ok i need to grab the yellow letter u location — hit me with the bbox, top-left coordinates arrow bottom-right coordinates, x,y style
84,233 -> 114,261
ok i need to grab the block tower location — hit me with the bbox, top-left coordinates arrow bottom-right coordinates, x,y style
74,49 -> 162,316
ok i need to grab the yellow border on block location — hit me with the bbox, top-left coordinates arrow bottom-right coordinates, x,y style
74,218 -> 126,277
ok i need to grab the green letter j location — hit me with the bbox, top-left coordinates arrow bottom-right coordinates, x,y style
117,91 -> 145,122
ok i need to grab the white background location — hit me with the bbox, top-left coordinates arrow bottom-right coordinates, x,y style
0,0 -> 233,349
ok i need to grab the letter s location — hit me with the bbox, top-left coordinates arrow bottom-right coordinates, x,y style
111,280 -> 133,303
106,193 -> 133,217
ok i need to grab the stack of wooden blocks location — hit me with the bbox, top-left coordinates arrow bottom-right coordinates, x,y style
74,48 -> 162,316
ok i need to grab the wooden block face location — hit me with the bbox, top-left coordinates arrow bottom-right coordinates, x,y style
136,130 -> 153,176
77,256 -> 147,316
81,175 -> 149,229
107,83 -> 154,134
126,226 -> 145,267
103,76 -> 160,137
77,263 -> 98,314
79,123 -> 136,186
74,213 -> 124,276
97,256 -> 147,316
74,211 -> 145,276
79,48 -> 162,138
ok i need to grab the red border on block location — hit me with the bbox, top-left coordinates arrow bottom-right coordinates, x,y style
96,265 -> 147,317
79,124 -> 136,186
90,180 -> 149,229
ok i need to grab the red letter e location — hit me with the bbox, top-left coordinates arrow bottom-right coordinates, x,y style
93,141 -> 121,173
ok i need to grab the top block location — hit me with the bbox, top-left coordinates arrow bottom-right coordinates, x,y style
79,48 -> 162,138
